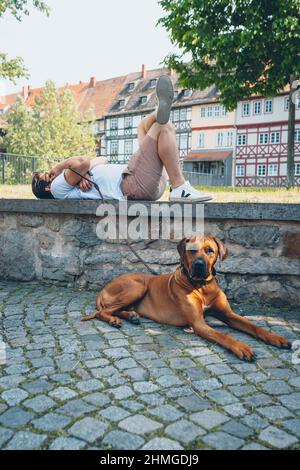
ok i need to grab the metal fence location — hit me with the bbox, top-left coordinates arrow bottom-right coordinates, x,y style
0,153 -> 60,184
183,171 -> 226,187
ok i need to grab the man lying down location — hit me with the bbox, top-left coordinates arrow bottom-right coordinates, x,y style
32,75 -> 212,203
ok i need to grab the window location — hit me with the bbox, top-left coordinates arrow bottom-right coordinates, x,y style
119,99 -> 126,108
140,96 -> 148,104
268,164 -> 278,176
253,101 -> 262,115
124,140 -> 133,156
270,132 -> 280,144
226,131 -> 233,147
200,107 -> 206,118
220,106 -> 227,117
172,109 -> 180,121
264,99 -> 273,114
284,97 -> 290,111
110,118 -> 118,130
214,105 -> 220,117
173,90 -> 179,100
242,102 -> 250,116
180,108 -> 187,120
93,122 -> 100,134
200,105 -> 226,118
259,133 -> 269,144
111,141 -> 119,155
237,134 -> 247,145
124,116 -> 133,129
217,132 -> 224,147
182,89 -> 191,97
198,133 -> 205,148
236,165 -> 245,177
295,163 -> 300,175
258,164 -> 266,176
295,130 -> 300,142
127,82 -> 135,91
149,79 -> 157,88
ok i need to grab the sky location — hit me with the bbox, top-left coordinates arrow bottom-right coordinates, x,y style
0,0 -> 180,96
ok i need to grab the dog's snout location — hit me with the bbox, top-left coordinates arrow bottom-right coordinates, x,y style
191,257 -> 208,278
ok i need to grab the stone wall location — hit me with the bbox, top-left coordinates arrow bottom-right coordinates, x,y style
0,200 -> 299,307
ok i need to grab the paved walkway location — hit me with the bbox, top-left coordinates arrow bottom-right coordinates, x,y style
0,281 -> 299,450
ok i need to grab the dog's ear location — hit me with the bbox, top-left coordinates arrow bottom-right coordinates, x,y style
214,238 -> 228,265
177,238 -> 187,259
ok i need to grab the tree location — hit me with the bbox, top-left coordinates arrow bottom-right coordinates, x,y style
1,81 -> 96,171
159,0 -> 300,188
0,0 -> 50,81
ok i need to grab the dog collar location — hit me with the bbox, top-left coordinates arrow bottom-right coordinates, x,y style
180,264 -> 216,288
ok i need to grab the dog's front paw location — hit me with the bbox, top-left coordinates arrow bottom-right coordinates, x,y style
266,333 -> 291,349
129,312 -> 141,325
232,342 -> 255,362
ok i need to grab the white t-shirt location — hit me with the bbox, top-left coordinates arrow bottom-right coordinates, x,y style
50,164 -> 127,200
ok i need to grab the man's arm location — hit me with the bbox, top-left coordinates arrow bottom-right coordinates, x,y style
50,156 -> 90,186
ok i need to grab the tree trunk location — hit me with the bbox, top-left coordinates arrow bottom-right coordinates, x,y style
287,76 -> 296,189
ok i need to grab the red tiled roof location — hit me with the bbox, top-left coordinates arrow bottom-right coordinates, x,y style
185,150 -> 233,162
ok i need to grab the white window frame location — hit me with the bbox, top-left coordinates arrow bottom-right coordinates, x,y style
124,140 -> 133,156
295,130 -> 300,142
110,118 -> 118,130
172,109 -> 180,121
236,165 -> 245,177
253,100 -> 262,115
111,140 -> 119,155
217,132 -> 224,147
242,102 -> 250,117
140,96 -> 148,104
127,82 -> 135,91
198,132 -> 205,148
268,164 -> 278,176
257,164 -> 266,177
226,131 -> 233,147
284,97 -> 290,111
237,134 -> 247,146
259,133 -> 269,145
149,79 -> 157,88
124,116 -> 133,129
270,132 -> 280,144
264,99 -> 273,114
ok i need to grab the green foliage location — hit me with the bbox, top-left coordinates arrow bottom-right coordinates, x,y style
0,0 -> 49,81
159,0 -> 300,110
1,81 -> 96,168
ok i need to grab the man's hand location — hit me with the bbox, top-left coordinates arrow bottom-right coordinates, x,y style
77,177 -> 92,192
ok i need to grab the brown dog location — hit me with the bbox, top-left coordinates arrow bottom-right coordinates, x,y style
82,235 -> 291,361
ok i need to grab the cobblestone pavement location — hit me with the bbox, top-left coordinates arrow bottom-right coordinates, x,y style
0,281 -> 300,450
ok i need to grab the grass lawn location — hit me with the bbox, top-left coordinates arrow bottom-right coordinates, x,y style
1,184 -> 300,203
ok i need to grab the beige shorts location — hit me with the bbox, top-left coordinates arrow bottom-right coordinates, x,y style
121,134 -> 168,200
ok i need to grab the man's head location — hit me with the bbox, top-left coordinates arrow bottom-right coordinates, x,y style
32,172 -> 55,199
177,234 -> 228,281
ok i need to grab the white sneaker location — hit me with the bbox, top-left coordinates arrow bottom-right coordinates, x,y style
169,181 -> 213,202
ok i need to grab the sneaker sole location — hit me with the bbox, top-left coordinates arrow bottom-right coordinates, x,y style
156,75 -> 174,125
169,196 -> 213,203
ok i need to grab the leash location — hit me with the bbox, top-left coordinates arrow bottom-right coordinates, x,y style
69,168 -> 159,276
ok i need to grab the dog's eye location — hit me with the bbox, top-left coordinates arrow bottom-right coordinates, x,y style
206,247 -> 214,254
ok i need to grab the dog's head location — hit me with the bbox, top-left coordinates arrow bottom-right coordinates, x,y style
177,234 -> 228,282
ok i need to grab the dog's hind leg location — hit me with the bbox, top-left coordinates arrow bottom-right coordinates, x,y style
81,308 -> 123,328
115,309 -> 141,325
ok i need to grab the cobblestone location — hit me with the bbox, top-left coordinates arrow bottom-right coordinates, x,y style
0,281 -> 299,449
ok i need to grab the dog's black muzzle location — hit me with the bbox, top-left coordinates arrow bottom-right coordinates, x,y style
191,258 -> 209,279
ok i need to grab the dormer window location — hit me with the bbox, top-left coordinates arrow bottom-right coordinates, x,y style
182,89 -> 191,97
173,91 -> 179,100
119,99 -> 126,108
149,79 -> 157,88
140,96 -> 148,105
127,82 -> 135,92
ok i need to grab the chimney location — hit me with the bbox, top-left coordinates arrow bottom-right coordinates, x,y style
141,64 -> 147,79
89,76 -> 96,88
21,85 -> 30,101
169,67 -> 175,78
